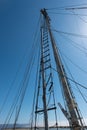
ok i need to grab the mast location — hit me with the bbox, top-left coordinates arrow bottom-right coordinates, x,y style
34,9 -> 59,130
40,27 -> 49,130
41,8 -> 84,130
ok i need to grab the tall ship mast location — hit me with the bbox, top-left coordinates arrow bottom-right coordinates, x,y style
0,6 -> 87,130
36,8 -> 84,130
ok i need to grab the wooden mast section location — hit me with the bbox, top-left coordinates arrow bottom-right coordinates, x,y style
41,8 -> 84,130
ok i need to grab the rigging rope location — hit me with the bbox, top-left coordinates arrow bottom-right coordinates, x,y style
50,30 -> 87,76
29,41 -> 40,129
52,67 -> 87,90
58,50 -> 87,126
58,49 -> 87,104
12,33 -> 41,128
48,11 -> 87,17
46,3 -> 87,10
63,53 -> 87,74
58,33 -> 87,54
1,15 -> 41,128
53,29 -> 87,38
57,46 -> 87,75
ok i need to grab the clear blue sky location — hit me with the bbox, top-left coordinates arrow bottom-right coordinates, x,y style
0,0 -> 87,126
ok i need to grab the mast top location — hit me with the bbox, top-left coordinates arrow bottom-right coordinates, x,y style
40,8 -> 51,23
40,8 -> 47,17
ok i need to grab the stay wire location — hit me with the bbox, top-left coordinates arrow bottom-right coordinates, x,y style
13,19 -> 41,124
52,67 -> 87,90
65,6 -> 87,10
53,36 -> 71,110
58,33 -> 87,55
13,31 -> 41,128
52,31 -> 87,76
1,82 -> 24,129
1,15 -> 40,127
46,3 -> 87,10
68,9 -> 87,32
0,15 -> 41,117
34,68 -> 41,129
12,37 -> 39,128
72,11 -> 87,23
58,50 -> 87,127
62,52 -> 87,75
48,11 -> 87,17
49,68 -> 59,128
1,50 -> 35,129
2,52 -> 33,129
49,30 -> 87,107
29,39 -> 41,129
55,40 -> 87,75
58,49 -> 87,103
52,28 -> 87,38
0,37 -> 33,117
0,42 -> 33,119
